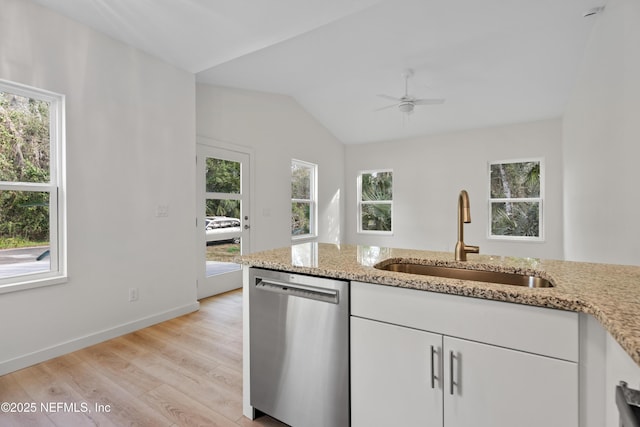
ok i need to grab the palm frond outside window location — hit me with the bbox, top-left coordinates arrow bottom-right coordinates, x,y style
358,170 -> 392,234
488,159 -> 543,240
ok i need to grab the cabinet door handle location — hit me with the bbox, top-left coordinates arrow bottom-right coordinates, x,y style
430,345 -> 438,389
449,350 -> 455,395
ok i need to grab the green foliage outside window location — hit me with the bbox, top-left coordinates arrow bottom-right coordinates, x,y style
206,158 -> 240,194
291,202 -> 310,235
491,201 -> 539,237
490,161 -> 540,199
291,163 -> 310,200
291,161 -> 314,236
360,171 -> 392,232
206,199 -> 240,219
0,92 -> 51,248
489,161 -> 541,238
205,158 -> 241,219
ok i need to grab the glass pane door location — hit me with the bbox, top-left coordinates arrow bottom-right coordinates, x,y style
197,143 -> 250,299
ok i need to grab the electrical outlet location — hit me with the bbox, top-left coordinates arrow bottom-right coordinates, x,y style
129,287 -> 139,302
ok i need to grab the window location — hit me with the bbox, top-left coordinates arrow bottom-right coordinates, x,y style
358,170 -> 392,234
291,159 -> 317,239
0,79 -> 66,292
488,159 -> 543,240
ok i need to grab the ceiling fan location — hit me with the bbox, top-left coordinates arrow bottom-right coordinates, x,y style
376,69 -> 444,114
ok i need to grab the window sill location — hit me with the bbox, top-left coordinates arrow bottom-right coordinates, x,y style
487,235 -> 545,243
0,275 -> 68,295
292,235 -> 317,243
357,230 -> 394,236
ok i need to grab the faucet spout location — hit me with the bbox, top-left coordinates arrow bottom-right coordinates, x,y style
455,190 -> 479,261
459,190 -> 471,223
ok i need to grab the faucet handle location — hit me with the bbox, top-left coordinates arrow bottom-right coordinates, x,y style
455,242 -> 480,261
465,245 -> 480,254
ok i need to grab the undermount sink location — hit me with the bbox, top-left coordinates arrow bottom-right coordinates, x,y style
375,262 -> 553,288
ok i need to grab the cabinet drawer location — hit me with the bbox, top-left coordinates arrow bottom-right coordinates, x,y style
351,281 -> 578,361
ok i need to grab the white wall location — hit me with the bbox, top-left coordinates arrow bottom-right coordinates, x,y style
196,84 -> 344,252
562,0 -> 640,423
563,0 -> 640,265
345,118 -> 564,260
0,0 -> 197,374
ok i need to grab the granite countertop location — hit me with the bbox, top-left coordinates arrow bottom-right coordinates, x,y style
238,242 -> 640,366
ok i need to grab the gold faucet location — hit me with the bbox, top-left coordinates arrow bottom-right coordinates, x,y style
455,190 -> 479,261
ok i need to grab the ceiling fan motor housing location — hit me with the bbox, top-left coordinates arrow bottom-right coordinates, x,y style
398,101 -> 414,113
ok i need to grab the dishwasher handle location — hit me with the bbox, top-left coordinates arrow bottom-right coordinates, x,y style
618,382 -> 640,427
255,279 -> 340,304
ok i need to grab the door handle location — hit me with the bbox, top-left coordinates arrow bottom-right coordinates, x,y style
244,224 -> 250,229
430,345 -> 438,389
449,350 -> 456,395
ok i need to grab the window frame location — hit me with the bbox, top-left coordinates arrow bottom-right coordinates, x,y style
0,79 -> 67,293
291,159 -> 317,241
487,158 -> 544,242
357,169 -> 393,235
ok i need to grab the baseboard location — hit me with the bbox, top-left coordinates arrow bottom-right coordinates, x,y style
0,301 -> 200,376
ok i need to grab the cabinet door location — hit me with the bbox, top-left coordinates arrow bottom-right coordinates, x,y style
351,317 -> 443,427
444,336 -> 578,427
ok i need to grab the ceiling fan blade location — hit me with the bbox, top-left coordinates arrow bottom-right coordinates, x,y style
414,98 -> 445,105
377,94 -> 401,102
374,103 -> 399,112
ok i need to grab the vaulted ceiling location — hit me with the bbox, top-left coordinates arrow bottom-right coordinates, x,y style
32,0 -> 604,143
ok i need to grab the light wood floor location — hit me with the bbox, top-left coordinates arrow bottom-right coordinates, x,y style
0,289 -> 287,427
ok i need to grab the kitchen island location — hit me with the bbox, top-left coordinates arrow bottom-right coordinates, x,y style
239,242 -> 640,426
240,242 -> 640,364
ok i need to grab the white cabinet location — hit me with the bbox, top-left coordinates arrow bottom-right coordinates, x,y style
351,317 -> 443,427
350,282 -> 579,427
443,336 -> 577,427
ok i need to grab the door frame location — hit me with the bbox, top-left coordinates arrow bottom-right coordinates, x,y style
196,136 -> 254,299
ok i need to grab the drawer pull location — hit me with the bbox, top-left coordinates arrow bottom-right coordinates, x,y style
449,350 -> 456,395
430,345 -> 438,389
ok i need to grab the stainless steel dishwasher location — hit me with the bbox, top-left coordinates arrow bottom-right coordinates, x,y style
249,268 -> 349,427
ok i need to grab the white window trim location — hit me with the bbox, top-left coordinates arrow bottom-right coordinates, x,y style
487,158 -> 544,242
357,169 -> 393,235
0,79 -> 67,294
291,159 -> 317,241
